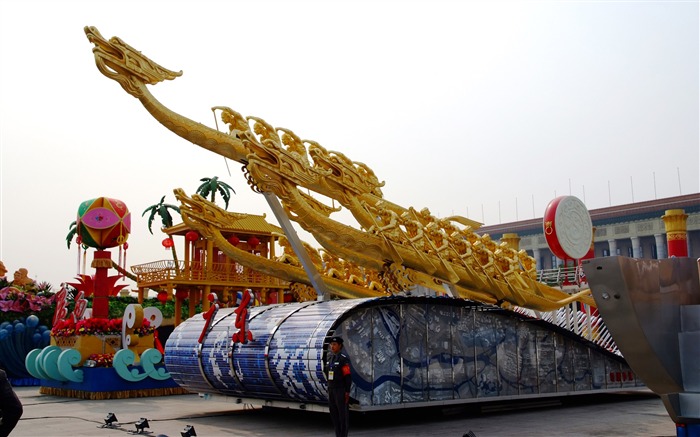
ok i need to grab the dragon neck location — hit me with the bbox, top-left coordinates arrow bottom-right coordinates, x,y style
136,83 -> 249,163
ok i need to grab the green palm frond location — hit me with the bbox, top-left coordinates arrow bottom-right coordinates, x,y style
143,195 -> 181,234
66,220 -> 77,249
195,176 -> 236,210
196,177 -> 214,199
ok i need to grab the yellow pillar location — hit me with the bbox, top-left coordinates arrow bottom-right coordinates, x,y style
203,284 -> 211,311
260,287 -> 269,306
203,240 -> 214,311
189,290 -> 197,318
662,209 -> 689,257
501,233 -> 520,251
184,238 -> 191,278
269,236 -> 276,259
166,284 -> 174,300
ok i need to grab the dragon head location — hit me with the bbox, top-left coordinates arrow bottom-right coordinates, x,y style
173,188 -> 224,238
84,26 -> 182,98
173,188 -> 248,239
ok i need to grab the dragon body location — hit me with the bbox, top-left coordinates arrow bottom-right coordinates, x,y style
86,26 -> 595,311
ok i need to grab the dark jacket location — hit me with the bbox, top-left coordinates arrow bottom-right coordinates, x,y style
325,351 -> 352,392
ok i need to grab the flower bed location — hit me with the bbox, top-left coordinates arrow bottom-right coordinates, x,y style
51,317 -> 155,337
86,353 -> 114,367
50,317 -> 156,364
0,285 -> 56,326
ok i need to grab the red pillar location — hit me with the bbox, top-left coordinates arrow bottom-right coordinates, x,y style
91,250 -> 112,319
662,209 -> 689,258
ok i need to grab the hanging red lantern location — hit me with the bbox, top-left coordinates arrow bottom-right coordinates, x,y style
157,291 -> 168,304
185,231 -> 199,242
162,237 -> 174,248
228,235 -> 240,246
248,236 -> 260,247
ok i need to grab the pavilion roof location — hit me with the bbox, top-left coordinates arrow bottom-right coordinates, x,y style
164,212 -> 283,236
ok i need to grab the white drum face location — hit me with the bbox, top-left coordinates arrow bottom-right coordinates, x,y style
554,196 -> 592,259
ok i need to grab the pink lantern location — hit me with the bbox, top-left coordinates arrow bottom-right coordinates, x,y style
76,197 -> 131,249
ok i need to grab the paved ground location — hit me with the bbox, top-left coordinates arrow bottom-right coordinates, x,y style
9,386 -> 677,436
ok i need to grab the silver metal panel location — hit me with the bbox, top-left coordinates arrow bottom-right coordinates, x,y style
681,305 -> 700,333
583,256 -> 700,395
679,331 -> 700,392
678,393 -> 700,420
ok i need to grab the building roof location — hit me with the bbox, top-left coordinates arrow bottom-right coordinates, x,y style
477,193 -> 700,238
164,212 -> 284,236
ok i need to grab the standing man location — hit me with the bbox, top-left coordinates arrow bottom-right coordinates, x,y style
0,366 -> 23,437
325,336 -> 352,437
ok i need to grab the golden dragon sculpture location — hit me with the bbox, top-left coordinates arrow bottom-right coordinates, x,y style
174,188 -> 389,300
85,26 -> 595,311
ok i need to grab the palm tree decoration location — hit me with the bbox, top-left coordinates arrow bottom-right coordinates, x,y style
66,220 -> 90,250
142,196 -> 182,272
143,196 -> 181,234
195,176 -> 235,210
66,220 -> 78,249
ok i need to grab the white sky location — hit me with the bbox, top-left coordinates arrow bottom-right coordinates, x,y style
0,0 -> 698,290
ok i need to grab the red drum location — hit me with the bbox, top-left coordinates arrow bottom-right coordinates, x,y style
543,196 -> 592,260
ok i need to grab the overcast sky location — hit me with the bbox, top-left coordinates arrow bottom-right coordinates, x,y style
0,0 -> 698,290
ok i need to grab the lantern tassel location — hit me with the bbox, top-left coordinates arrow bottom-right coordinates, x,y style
118,245 -> 124,280
122,244 -> 128,276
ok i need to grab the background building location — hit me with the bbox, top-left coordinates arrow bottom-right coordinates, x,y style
477,193 -> 700,271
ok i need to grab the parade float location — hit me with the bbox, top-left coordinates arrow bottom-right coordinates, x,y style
83,25 -> 645,414
25,197 -> 186,399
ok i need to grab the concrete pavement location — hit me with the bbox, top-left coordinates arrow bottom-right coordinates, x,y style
9,386 -> 677,436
